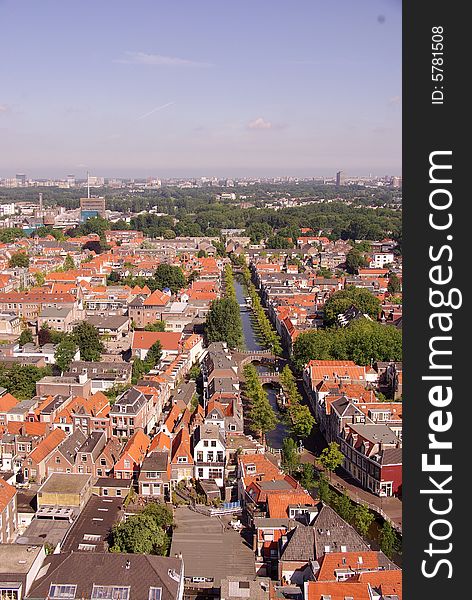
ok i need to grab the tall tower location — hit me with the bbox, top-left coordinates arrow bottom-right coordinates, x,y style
336,170 -> 345,186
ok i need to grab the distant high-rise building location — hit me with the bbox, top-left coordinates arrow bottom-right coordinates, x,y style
336,170 -> 345,186
80,196 -> 106,221
67,174 -> 76,187
16,173 -> 26,186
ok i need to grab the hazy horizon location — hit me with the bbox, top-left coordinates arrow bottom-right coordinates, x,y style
1,0 -> 401,177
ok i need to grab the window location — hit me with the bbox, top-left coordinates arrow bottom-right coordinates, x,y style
100,458 -> 107,466
208,468 -> 222,480
78,543 -> 96,551
84,534 -> 101,541
148,588 -> 162,600
124,459 -> 130,469
55,457 -> 61,464
116,489 -> 122,496
211,441 -> 216,447
91,586 -> 130,599
198,468 -> 204,478
48,584 -> 77,599
0,584 -> 21,600
82,455 -> 87,462
103,488 -> 109,496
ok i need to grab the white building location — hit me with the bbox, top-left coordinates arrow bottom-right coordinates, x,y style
370,252 -> 395,268
193,424 -> 226,487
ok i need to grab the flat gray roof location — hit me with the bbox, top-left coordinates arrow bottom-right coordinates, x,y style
0,544 -> 43,574
38,473 -> 91,496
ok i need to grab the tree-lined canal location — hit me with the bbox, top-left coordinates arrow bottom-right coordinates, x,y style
234,279 -> 288,449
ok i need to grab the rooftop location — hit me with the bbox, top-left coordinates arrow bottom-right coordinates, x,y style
38,473 -> 92,496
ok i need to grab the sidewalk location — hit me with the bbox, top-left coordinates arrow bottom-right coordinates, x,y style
301,450 -> 403,532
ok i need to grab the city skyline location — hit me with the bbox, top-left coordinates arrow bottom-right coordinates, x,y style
0,0 -> 401,177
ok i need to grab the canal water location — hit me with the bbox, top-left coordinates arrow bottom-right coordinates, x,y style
234,279 -> 289,449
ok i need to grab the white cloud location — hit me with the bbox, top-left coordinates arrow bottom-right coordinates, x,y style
115,51 -> 211,67
247,117 -> 273,130
0,104 -> 10,113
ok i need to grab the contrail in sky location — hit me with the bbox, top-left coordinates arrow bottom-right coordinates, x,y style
137,102 -> 175,120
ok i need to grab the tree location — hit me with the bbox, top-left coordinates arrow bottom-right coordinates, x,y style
379,521 -> 397,558
317,472 -> 332,504
146,341 -> 163,368
82,239 -> 106,254
345,248 -> 367,274
352,503 -> 374,537
38,323 -> 53,346
107,270 -> 122,284
387,272 -> 401,294
300,463 -> 317,491
323,286 -> 381,326
248,394 -> 278,443
318,442 -> 344,481
205,297 -> 243,348
334,492 -> 354,523
18,329 -> 33,347
54,338 -> 78,374
8,252 -> 29,268
282,437 -> 300,475
71,322 -> 105,361
144,321 -> 166,332
34,271 -> 46,286
109,502 -> 173,555
152,264 -> 186,294
244,365 -> 278,443
62,254 -> 75,271
289,403 -> 316,438
292,320 -> 402,370
0,364 -> 51,400
110,514 -> 168,555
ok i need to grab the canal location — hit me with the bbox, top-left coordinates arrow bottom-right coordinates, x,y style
234,278 -> 289,449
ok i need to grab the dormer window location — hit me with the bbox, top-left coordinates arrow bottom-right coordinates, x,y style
177,456 -> 187,463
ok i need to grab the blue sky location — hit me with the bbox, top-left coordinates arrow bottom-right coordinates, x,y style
0,0 -> 401,178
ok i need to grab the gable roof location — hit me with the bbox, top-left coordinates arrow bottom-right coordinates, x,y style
0,478 -> 16,513
28,428 -> 67,464
132,331 -> 182,351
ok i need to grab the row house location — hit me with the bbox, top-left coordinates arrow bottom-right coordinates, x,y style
58,391 -> 111,438
66,360 -> 132,393
138,450 -> 170,501
110,386 -> 158,439
42,429 -> 119,479
204,398 -> 243,435
0,479 -> 17,543
22,427 -> 67,482
0,393 -> 19,427
339,422 -> 402,497
302,359 -> 378,418
170,428 -> 194,484
128,289 -> 171,328
113,429 -> 150,480
0,291 -> 79,321
193,424 -> 226,487
36,305 -> 78,332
